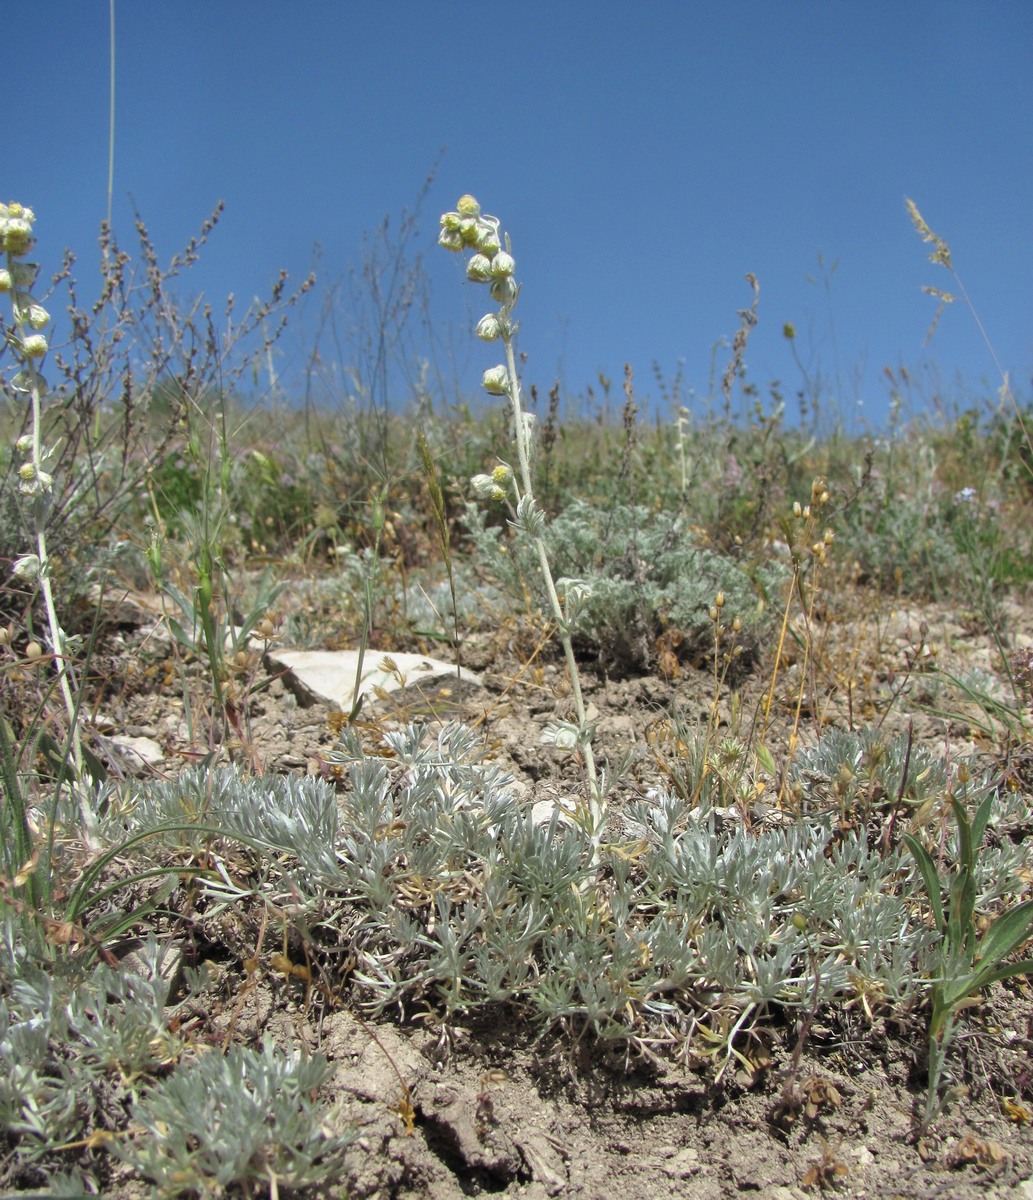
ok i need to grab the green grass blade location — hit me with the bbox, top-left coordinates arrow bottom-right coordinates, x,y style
904,832 -> 945,932
973,900 -> 1033,974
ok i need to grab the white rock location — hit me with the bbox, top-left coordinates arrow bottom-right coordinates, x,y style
531,798 -> 577,829
267,648 -> 481,709
110,734 -> 165,766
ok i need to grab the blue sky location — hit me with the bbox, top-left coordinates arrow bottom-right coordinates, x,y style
9,2 -> 1032,428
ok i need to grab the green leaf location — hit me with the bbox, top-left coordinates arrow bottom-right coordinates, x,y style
970,788 -> 995,847
973,900 -> 1033,974
950,795 -> 974,874
755,744 -> 776,777
904,832 -> 945,932
968,957 -> 1033,993
166,616 -> 195,650
947,865 -> 977,959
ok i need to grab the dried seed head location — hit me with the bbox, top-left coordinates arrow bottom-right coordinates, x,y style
11,555 -> 40,581
25,302 -> 49,330
490,276 -> 518,305
475,227 -> 502,256
437,226 -> 464,252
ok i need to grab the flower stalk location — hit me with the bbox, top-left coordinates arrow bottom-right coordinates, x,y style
1,203 -> 84,785
439,195 -> 603,848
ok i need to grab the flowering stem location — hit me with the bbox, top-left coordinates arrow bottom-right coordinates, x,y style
500,332 -> 602,835
30,373 -> 83,780
2,206 -> 86,797
440,194 -> 605,851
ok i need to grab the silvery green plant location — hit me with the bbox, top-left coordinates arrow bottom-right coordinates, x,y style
319,722 -> 933,1056
0,932 -> 197,1184
115,1040 -> 352,1196
1,203 -> 85,790
439,195 -> 603,848
463,497 -> 782,675
99,764 -> 345,898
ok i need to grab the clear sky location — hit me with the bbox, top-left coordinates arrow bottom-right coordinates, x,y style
8,2 -> 1032,429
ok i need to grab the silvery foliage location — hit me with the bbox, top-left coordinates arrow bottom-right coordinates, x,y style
317,723 -> 941,1033
463,498 -> 787,665
0,925 -> 349,1193
17,720 -> 1017,1119
98,765 -> 344,895
787,725 -> 948,809
788,726 -> 1031,908
84,721 -> 958,1034
0,934 -> 191,1168
627,789 -> 934,1010
114,1040 -> 352,1195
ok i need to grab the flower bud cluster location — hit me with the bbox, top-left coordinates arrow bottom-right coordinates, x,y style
470,462 -> 514,504
1,203 -> 49,368
439,195 -> 520,393
2,203 -> 54,496
438,194 -> 603,836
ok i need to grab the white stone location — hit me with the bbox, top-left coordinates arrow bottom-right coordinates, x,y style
267,648 -> 481,710
110,734 -> 165,766
531,798 -> 577,828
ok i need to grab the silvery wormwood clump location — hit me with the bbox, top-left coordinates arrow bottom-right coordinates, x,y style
96,712 -> 940,1067
462,497 -> 784,675
113,1040 -> 353,1196
439,195 -> 605,852
0,932 -> 199,1185
315,722 -> 935,1056
18,726 -> 947,1090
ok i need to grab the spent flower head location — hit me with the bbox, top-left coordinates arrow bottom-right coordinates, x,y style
0,203 -> 35,256
476,313 -> 503,342
11,554 -> 41,581
466,253 -> 494,282
24,300 -> 49,329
